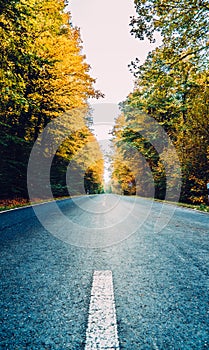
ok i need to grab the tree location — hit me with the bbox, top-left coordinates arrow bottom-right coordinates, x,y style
111,110 -> 165,199
0,0 -> 104,199
120,1 -> 209,204
116,44 -> 209,203
131,0 -> 209,59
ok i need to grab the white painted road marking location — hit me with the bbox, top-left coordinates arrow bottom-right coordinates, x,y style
85,270 -> 120,350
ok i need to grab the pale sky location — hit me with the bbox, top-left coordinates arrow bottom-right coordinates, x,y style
67,0 -> 160,182
67,0 -> 160,106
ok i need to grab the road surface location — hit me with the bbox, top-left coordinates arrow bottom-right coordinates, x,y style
0,194 -> 209,349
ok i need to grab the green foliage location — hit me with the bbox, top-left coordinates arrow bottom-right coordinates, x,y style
131,0 -> 209,53
110,112 -> 166,199
111,1 -> 209,204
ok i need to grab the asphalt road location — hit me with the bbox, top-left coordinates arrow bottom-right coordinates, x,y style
0,194 -> 209,349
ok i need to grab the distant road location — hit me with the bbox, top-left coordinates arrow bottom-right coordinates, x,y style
0,194 -> 209,349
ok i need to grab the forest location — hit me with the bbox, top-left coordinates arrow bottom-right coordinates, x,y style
111,0 -> 209,204
0,0 -> 104,203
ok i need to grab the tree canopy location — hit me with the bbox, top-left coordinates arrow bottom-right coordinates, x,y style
111,0 -> 209,204
0,0 -> 104,199
131,0 -> 209,50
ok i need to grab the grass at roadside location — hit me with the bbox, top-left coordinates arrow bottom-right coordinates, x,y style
0,198 -> 30,211
0,196 -> 72,212
154,198 -> 209,213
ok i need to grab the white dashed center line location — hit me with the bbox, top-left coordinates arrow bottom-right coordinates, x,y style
85,270 -> 120,350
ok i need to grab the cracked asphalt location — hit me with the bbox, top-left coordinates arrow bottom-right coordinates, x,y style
0,194 -> 209,349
